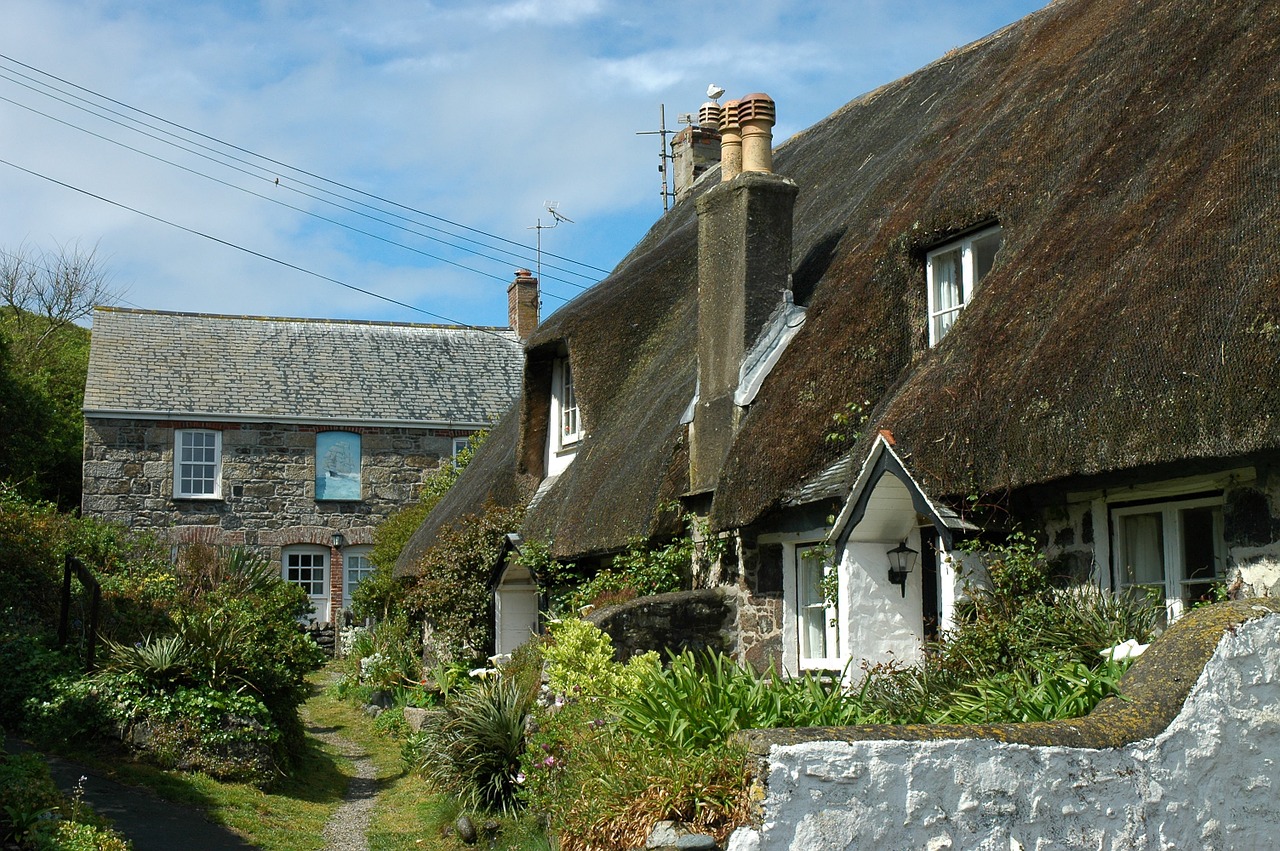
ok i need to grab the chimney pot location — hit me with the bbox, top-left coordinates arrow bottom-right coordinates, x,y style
718,100 -> 743,182
739,93 -> 776,174
698,101 -> 723,129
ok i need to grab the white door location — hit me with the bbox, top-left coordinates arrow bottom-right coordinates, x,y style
495,562 -> 539,655
283,545 -> 329,624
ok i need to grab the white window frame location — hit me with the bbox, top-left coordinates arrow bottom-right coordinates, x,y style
554,357 -> 581,448
1111,494 -> 1226,622
283,545 -> 329,623
452,435 -> 472,460
794,542 -> 842,671
765,530 -> 844,675
173,428 -> 222,499
926,224 -> 1003,345
342,546 -> 374,611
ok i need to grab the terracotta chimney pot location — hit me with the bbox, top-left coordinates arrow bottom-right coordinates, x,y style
719,100 -> 743,182
739,93 -> 776,174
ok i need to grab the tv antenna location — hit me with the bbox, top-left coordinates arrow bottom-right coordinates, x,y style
529,202 -> 574,284
636,104 -> 676,212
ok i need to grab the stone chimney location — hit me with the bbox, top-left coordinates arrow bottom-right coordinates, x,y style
508,269 -> 539,339
690,93 -> 794,493
671,101 -> 723,203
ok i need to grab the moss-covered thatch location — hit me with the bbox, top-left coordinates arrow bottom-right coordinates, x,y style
400,0 -> 1280,570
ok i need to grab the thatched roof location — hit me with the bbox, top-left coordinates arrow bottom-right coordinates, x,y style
399,0 -> 1280,571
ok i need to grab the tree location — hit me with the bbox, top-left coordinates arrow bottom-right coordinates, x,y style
0,242 -> 120,508
1,242 -> 118,366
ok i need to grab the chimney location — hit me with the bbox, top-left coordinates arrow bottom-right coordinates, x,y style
670,100 -> 723,203
718,100 -> 743,182
508,269 -> 539,339
690,93 -> 795,493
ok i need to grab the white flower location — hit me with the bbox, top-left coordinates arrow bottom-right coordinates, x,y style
1100,638 -> 1149,661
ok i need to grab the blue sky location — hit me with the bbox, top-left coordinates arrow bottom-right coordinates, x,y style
0,0 -> 1049,329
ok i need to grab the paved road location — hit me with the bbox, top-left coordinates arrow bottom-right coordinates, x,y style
6,737 -> 257,851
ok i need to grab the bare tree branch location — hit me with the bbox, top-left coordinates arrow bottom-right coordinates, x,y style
1,242 -> 122,355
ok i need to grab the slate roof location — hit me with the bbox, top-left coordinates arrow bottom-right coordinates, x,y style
399,0 -> 1280,570
85,308 -> 522,427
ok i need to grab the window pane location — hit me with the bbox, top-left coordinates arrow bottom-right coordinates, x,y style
1180,506 -> 1221,604
797,544 -> 834,662
931,248 -> 964,312
1120,512 -> 1164,588
973,231 -> 1003,285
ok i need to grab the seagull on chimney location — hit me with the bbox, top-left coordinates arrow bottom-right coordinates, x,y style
707,84 -> 726,103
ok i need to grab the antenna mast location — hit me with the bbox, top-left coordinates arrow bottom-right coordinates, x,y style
529,202 -> 574,283
636,104 -> 676,212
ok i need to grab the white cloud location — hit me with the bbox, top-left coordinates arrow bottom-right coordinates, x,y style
0,0 -> 1050,328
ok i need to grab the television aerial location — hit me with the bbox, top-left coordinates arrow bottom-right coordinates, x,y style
530,202 -> 575,283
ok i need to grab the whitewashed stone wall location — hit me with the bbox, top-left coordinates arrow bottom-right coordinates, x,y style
730,610 -> 1280,851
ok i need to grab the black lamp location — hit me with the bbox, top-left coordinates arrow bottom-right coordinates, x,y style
331,531 -> 347,550
886,541 -> 917,597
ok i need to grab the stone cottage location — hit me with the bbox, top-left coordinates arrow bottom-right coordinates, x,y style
83,274 -> 535,623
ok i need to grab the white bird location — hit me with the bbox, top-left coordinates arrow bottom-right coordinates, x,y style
707,84 -> 726,101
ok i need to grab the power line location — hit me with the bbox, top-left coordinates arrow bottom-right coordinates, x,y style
0,68 -> 593,291
0,52 -> 612,277
0,91 -> 571,304
0,156 -> 539,340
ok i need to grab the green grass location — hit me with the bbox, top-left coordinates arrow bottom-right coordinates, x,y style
63,664 -> 549,850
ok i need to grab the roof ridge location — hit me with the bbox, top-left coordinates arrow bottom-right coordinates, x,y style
93,305 -> 515,333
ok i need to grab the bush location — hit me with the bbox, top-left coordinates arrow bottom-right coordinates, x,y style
0,634 -> 80,730
404,502 -> 524,665
407,662 -> 540,813
541,619 -> 659,701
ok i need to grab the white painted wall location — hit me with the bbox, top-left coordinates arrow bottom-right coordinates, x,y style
729,612 -> 1280,851
840,540 -> 923,668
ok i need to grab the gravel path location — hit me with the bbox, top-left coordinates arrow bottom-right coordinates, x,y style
302,696 -> 380,851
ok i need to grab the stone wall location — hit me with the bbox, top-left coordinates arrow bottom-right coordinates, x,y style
729,601 -> 1280,851
82,416 -> 466,552
587,588 -> 738,662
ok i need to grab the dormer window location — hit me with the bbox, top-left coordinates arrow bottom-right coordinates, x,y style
927,225 -> 1003,345
546,355 -> 581,477
560,360 -> 581,445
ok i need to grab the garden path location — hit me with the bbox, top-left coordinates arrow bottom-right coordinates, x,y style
301,684 -> 379,851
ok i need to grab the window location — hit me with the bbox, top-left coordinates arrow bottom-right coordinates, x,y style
547,355 -> 582,477
927,225 -> 1003,345
453,435 -> 472,460
174,429 -> 221,498
283,545 -> 328,622
343,547 -> 374,611
795,543 -> 841,670
558,359 -> 581,445
1112,495 -> 1226,621
316,431 -> 361,501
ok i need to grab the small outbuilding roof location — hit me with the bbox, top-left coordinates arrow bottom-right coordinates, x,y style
84,307 -> 522,427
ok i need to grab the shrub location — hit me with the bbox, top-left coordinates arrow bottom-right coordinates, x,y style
0,634 -> 80,730
408,663 -> 540,813
404,502 -> 524,665
541,619 -> 659,701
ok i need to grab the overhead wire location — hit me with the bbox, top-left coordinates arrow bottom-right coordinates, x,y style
0,52 -> 611,279
0,90 -> 572,305
0,156 -> 527,344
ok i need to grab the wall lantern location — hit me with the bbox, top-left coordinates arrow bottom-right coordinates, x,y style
886,541 -> 917,597
331,531 -> 347,550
